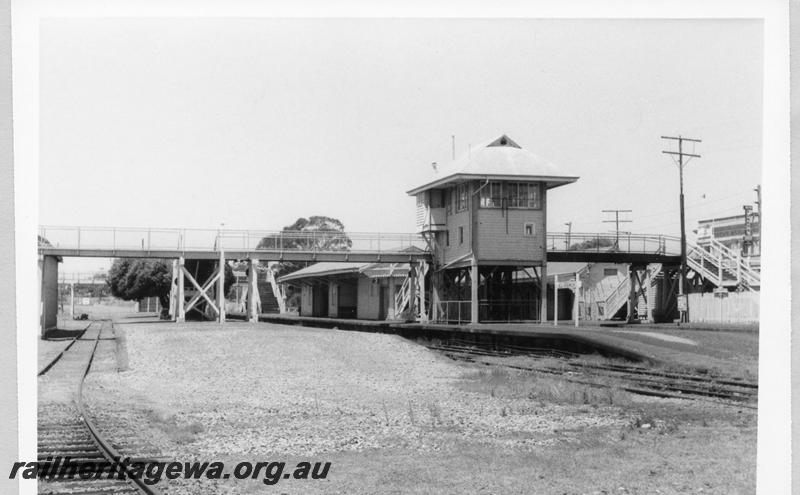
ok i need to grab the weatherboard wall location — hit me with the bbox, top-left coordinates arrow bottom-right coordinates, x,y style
476,207 -> 545,263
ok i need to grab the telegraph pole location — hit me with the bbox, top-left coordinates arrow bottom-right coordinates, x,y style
661,135 -> 701,323
602,210 -> 632,248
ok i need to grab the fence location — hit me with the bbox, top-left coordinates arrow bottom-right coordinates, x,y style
437,300 -> 540,323
687,291 -> 760,323
438,300 -> 472,324
479,300 -> 540,322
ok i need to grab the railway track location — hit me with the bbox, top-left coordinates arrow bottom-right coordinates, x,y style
38,324 -> 91,376
425,340 -> 758,408
38,320 -> 163,495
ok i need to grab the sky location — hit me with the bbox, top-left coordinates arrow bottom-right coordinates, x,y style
38,18 -> 764,273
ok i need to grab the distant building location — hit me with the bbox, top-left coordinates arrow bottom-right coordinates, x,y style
694,211 -> 760,258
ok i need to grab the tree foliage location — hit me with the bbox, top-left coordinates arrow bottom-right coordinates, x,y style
258,216 -> 352,278
568,237 -> 616,251
107,259 -> 172,309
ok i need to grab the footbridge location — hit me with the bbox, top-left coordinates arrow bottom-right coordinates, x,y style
39,226 -> 756,330
38,226 -> 682,264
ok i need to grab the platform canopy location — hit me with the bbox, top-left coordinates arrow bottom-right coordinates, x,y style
406,134 -> 579,196
277,261 -> 411,284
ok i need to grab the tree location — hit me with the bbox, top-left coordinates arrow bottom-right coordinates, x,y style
107,259 -> 172,311
257,216 -> 352,278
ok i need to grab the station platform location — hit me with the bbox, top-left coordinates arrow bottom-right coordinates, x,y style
227,313 -> 759,379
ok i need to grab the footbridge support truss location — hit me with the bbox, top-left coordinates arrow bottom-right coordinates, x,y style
171,254 -> 261,324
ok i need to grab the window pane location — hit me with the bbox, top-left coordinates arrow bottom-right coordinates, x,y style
480,182 -> 496,208
446,188 -> 452,214
457,184 -> 468,211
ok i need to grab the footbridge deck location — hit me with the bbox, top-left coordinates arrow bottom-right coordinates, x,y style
38,226 -> 682,265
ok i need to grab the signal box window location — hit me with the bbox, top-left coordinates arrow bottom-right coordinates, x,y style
459,226 -> 464,245
480,181 -> 541,209
456,184 -> 469,212
524,223 -> 535,237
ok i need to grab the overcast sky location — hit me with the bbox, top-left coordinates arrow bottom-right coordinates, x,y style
38,18 -> 763,272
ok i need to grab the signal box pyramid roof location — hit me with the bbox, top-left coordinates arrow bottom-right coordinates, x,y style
406,135 -> 579,196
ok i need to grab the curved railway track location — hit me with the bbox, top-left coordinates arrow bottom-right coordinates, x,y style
38,324 -> 90,377
425,339 -> 758,408
38,320 -> 163,495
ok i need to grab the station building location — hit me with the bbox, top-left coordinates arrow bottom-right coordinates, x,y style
277,259 -> 632,323
277,262 -> 413,320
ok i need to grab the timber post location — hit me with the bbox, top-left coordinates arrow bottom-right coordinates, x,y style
554,273 -> 559,326
248,258 -> 259,323
218,250 -> 226,323
470,257 -> 479,324
177,257 -> 185,322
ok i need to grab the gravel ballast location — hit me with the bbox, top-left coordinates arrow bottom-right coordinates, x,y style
81,321 -> 755,494
85,322 -> 624,457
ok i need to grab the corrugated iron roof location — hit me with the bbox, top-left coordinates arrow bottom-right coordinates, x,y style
359,263 -> 410,278
407,135 -> 578,195
277,262 -> 411,283
277,262 -> 364,283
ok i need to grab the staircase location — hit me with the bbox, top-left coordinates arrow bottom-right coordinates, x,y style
686,238 -> 760,291
394,263 -> 429,320
395,276 -> 411,315
602,264 -> 662,320
257,269 -> 284,314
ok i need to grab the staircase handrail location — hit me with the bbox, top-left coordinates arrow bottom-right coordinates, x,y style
705,238 -> 759,285
687,240 -> 759,289
707,238 -> 760,285
266,269 -> 287,314
395,276 -> 411,313
603,263 -> 662,320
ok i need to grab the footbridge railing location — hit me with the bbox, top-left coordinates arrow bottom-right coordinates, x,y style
546,232 -> 682,257
40,226 -> 688,260
38,226 -> 429,256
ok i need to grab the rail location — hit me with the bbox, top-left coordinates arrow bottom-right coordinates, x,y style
76,321 -> 162,495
